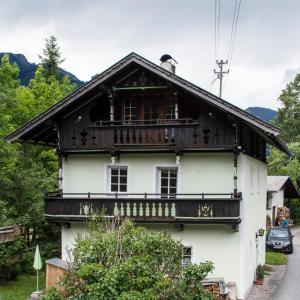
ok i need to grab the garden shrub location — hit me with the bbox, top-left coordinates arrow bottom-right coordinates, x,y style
42,217 -> 214,300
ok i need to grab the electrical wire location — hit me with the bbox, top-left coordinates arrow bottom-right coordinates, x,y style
227,0 -> 238,62
228,0 -> 242,65
216,0 -> 221,60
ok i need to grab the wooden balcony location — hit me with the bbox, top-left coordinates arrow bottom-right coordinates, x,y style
60,119 -> 234,152
44,192 -> 242,226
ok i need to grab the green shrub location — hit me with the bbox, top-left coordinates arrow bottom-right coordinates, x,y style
40,288 -> 63,300
59,217 -> 214,300
266,251 -> 288,265
0,236 -> 26,281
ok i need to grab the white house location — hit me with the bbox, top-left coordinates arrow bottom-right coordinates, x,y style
6,53 -> 291,299
267,176 -> 298,226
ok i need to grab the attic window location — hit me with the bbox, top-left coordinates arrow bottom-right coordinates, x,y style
124,99 -> 137,123
164,98 -> 176,120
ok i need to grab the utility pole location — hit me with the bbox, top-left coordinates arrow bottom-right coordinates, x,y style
214,60 -> 229,98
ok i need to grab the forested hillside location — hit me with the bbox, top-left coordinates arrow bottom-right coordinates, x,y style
0,52 -> 83,86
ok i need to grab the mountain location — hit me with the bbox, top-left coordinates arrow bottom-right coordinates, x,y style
245,107 -> 277,122
0,52 -> 84,87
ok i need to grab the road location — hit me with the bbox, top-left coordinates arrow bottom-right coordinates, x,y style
270,226 -> 300,300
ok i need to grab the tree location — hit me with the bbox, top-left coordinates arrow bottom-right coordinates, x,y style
39,35 -> 65,79
0,56 -> 76,245
42,218 -> 214,300
274,74 -> 300,143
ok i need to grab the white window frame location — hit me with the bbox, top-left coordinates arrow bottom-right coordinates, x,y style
182,246 -> 193,267
157,167 -> 178,198
107,166 -> 128,193
123,99 -> 137,123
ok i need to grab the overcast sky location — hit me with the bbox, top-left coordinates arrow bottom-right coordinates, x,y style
1,0 -> 300,109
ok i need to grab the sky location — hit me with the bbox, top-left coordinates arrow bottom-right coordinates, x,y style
1,0 -> 300,110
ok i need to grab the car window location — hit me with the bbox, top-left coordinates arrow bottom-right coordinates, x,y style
269,229 -> 289,238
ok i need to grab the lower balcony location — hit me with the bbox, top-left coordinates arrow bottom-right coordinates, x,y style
45,192 -> 242,226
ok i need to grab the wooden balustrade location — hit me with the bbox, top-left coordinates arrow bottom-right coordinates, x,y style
45,193 -> 241,225
60,119 -> 234,151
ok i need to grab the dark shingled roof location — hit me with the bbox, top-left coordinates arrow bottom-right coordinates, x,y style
4,52 -> 291,156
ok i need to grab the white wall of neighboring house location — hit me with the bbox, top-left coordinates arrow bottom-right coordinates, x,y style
266,190 -> 284,225
61,152 -> 267,299
272,190 -> 284,208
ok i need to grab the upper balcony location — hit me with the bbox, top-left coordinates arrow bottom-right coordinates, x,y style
59,118 -> 234,152
44,192 -> 242,227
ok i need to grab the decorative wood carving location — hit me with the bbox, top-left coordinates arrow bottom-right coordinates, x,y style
80,129 -> 88,146
202,126 -> 210,144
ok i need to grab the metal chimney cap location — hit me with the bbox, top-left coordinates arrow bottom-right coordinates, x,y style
160,54 -> 173,62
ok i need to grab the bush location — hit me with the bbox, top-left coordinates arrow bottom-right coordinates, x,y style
266,251 -> 288,265
40,288 -> 63,300
46,217 -> 214,300
0,236 -> 26,281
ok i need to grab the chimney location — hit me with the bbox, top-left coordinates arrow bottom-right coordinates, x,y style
160,54 -> 177,74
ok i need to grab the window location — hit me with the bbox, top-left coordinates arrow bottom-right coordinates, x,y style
266,193 -> 272,210
124,99 -> 137,123
164,98 -> 176,120
110,167 -> 127,192
160,168 -> 177,198
144,100 -> 159,123
182,247 -> 192,267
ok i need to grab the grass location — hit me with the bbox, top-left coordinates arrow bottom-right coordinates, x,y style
266,251 -> 288,265
0,272 -> 45,300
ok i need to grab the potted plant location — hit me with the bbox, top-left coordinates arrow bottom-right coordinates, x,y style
254,264 -> 264,285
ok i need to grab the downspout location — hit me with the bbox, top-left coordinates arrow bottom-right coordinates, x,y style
233,123 -> 239,197
267,153 -> 294,168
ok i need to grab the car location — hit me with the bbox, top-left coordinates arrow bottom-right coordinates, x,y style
266,226 -> 294,254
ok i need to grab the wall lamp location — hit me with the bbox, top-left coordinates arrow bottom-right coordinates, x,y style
256,228 -> 265,238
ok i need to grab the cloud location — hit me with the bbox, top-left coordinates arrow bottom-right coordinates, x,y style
1,0 -> 300,109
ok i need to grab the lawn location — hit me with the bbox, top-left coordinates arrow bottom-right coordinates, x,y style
266,251 -> 288,265
0,272 -> 45,300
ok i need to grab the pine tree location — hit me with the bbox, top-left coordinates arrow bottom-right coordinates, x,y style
38,35 -> 65,79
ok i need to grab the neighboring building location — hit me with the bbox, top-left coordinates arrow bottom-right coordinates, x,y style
5,53 -> 291,299
267,176 -> 299,226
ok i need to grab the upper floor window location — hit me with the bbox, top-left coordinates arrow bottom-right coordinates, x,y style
109,167 -> 127,192
159,168 -> 177,198
144,100 -> 159,123
124,99 -> 137,123
164,98 -> 176,120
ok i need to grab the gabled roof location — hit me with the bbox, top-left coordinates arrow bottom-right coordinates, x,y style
4,52 -> 291,155
267,176 -> 299,198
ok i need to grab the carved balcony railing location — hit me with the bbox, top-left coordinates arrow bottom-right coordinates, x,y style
44,192 -> 242,225
60,118 -> 234,151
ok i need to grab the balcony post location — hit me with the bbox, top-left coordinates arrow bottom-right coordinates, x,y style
109,91 -> 115,122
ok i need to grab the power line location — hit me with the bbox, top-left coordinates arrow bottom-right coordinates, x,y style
216,0 -> 221,59
228,0 -> 242,65
227,0 -> 238,61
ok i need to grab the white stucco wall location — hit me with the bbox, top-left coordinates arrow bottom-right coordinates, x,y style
237,154 -> 267,298
61,152 -> 266,299
63,153 -> 234,194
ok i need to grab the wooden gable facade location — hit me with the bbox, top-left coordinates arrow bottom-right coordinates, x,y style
6,53 -> 287,161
